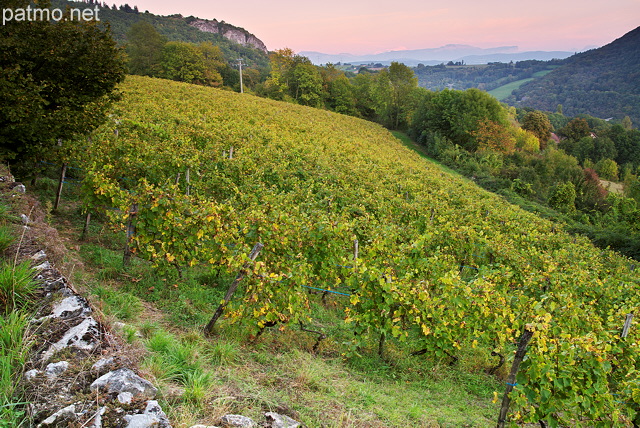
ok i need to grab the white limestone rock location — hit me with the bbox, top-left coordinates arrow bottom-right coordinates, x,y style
24,369 -> 40,381
91,356 -> 118,376
42,317 -> 100,362
33,261 -> 51,272
45,361 -> 69,379
37,295 -> 92,322
30,250 -> 47,262
90,368 -> 158,401
220,414 -> 255,428
264,412 -> 301,428
37,404 -> 77,427
123,400 -> 171,428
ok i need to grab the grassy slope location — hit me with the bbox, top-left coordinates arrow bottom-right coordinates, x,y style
489,78 -> 534,100
51,76 -> 638,427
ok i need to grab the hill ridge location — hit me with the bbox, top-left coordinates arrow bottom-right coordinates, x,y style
507,25 -> 640,123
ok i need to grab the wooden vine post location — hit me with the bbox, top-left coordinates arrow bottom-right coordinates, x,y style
204,242 -> 263,336
81,212 -> 91,241
354,239 -> 359,265
53,163 -> 67,212
621,313 -> 634,339
497,326 -> 534,428
185,167 -> 191,196
378,276 -> 394,357
123,203 -> 138,268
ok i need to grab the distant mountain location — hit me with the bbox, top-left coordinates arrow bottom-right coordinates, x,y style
300,45 -> 574,66
460,51 -> 576,65
507,26 -> 640,124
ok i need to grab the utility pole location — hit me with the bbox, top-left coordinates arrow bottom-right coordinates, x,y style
237,58 -> 244,93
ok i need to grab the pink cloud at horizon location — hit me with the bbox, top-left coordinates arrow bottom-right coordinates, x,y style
106,0 -> 640,54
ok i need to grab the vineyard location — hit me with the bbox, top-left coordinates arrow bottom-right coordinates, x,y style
61,75 -> 639,427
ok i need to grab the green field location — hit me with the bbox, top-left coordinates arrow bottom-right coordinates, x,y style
488,69 -> 554,100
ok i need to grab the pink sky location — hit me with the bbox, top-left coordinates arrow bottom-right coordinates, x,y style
108,0 -> 640,54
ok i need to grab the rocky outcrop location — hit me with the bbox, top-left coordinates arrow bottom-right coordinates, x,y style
189,19 -> 268,53
19,250 -> 172,428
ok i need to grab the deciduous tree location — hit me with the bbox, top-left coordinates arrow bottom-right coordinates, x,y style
560,118 -> 591,141
473,120 -> 516,154
595,158 -> 619,181
291,62 -> 323,107
549,182 -> 577,213
514,128 -> 540,152
126,20 -> 165,76
161,42 -> 206,85
198,42 -> 225,87
0,0 -> 126,164
411,88 -> 510,152
387,62 -> 418,129
521,111 -> 552,149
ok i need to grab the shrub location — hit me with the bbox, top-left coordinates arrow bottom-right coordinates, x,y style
548,182 -> 577,214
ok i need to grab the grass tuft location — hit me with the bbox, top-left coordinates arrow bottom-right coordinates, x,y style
0,226 -> 14,253
182,371 -> 212,407
0,261 -> 37,314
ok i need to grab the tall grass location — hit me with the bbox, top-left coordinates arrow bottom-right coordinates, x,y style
0,226 -> 13,254
142,329 -> 214,412
0,200 -> 16,253
0,193 -> 37,426
0,311 -> 32,427
91,285 -> 142,321
0,261 -> 36,315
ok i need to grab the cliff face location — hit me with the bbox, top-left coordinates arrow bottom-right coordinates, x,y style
189,19 -> 268,53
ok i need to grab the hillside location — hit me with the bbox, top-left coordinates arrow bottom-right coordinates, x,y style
412,60 -> 562,92
52,0 -> 269,69
43,75 -> 640,427
507,26 -> 640,123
